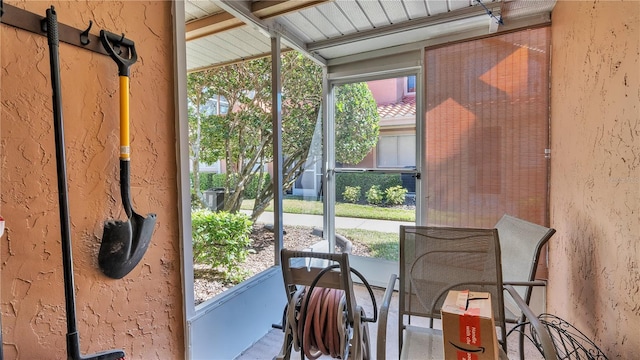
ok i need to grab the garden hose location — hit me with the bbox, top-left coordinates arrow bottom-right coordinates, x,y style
289,264 -> 378,359
300,287 -> 346,359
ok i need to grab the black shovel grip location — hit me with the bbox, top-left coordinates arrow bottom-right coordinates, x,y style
46,7 -> 58,46
100,29 -> 137,76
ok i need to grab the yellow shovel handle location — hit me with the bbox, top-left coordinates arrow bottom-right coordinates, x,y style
119,76 -> 130,160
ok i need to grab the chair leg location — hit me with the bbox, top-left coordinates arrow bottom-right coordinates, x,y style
519,330 -> 525,360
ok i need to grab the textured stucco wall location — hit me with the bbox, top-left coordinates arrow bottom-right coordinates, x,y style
1,1 -> 183,359
549,0 -> 639,357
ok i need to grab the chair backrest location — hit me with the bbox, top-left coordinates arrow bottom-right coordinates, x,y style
494,214 -> 556,303
399,226 -> 506,338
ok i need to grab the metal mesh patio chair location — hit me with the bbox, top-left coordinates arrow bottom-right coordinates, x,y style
376,225 -> 558,360
377,226 -> 508,359
496,214 -> 556,359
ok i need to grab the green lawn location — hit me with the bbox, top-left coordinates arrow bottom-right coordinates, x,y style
336,228 -> 399,261
242,198 -> 415,222
241,198 -> 409,262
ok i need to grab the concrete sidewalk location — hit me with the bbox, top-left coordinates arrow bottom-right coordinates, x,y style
251,211 -> 413,234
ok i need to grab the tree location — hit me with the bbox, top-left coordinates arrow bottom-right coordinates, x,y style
188,51 -> 379,221
335,83 -> 380,164
187,71 -> 222,208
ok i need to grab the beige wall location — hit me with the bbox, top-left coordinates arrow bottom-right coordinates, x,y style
549,0 -> 639,357
1,1 -> 183,359
366,78 -> 405,104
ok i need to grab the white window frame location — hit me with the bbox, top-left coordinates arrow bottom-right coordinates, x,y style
325,69 -> 422,287
174,5 -> 289,357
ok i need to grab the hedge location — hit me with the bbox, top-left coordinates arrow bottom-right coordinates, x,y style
335,172 -> 402,202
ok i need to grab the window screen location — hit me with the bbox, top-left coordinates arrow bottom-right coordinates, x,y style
423,27 -> 551,227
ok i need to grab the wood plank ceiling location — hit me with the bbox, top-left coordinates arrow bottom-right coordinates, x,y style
184,0 -> 555,72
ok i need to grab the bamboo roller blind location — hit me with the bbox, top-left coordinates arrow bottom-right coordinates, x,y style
423,27 -> 551,228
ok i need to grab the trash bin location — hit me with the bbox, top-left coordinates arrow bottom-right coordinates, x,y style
401,167 -> 416,193
203,187 -> 225,211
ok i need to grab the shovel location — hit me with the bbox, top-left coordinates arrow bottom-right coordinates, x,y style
99,30 -> 156,279
46,7 -> 126,359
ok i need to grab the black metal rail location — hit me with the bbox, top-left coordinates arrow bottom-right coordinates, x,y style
1,3 -> 128,57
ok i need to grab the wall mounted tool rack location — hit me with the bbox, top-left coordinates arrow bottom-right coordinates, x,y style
0,2 -> 129,57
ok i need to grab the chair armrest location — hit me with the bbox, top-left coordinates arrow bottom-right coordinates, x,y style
503,280 -> 547,287
504,285 -> 558,360
377,274 -> 398,360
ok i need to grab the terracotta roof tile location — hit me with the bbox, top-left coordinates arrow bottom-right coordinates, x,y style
377,95 -> 416,119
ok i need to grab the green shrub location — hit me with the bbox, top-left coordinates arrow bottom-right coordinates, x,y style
342,186 -> 361,203
365,185 -> 384,205
385,185 -> 408,206
335,172 -> 402,202
191,210 -> 253,283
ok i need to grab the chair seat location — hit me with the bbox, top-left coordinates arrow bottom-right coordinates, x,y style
400,326 -> 443,360
400,325 -> 508,360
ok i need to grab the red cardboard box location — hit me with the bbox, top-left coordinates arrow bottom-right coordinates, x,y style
441,290 -> 499,360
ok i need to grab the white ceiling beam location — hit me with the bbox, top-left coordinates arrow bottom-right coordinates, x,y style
186,1 -> 329,41
214,1 -> 265,34
307,3 -> 502,52
214,0 -> 327,66
252,0 -> 330,18
326,11 -> 551,68
186,12 -> 243,41
266,20 -> 328,66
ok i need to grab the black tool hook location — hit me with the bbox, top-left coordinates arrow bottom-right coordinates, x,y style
111,33 -> 126,55
80,20 -> 92,45
1,0 -> 4,20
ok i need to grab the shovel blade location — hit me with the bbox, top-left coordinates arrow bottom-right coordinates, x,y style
99,212 -> 157,279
